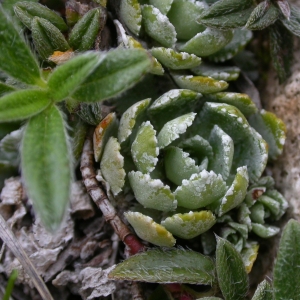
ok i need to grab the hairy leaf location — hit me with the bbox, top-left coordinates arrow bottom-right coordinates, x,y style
73,49 -> 152,102
273,219 -> 300,300
47,52 -> 102,101
0,6 -> 42,86
109,248 -> 215,285
216,236 -> 248,300
0,82 -> 16,97
0,89 -> 50,122
281,4 -> 300,36
14,1 -> 68,31
21,105 -> 72,231
251,280 -> 272,300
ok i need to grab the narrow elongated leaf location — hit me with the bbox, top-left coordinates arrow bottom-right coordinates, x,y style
68,8 -> 103,51
216,236 -> 248,300
14,1 -> 68,31
251,280 -> 272,300
47,52 -> 102,101
73,49 -> 152,102
21,105 -> 72,231
0,7 -> 42,86
141,5 -> 177,48
31,17 -> 70,60
0,89 -> 50,122
125,211 -> 175,247
274,219 -> 300,300
109,248 -> 215,285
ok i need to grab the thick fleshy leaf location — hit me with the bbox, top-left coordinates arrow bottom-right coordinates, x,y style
141,5 -> 177,48
208,28 -> 252,62
151,47 -> 201,70
178,28 -> 233,57
218,166 -> 249,216
93,113 -> 118,162
216,236 -> 248,300
157,112 -> 196,149
273,219 -> 300,300
118,98 -> 151,144
172,74 -> 228,94
192,63 -> 240,81
167,0 -> 207,40
208,125 -> 234,181
31,17 -> 70,60
281,4 -> 300,37
131,121 -> 158,173
164,146 -> 200,185
120,0 -> 142,35
48,52 -> 102,101
246,2 -> 279,30
241,243 -> 259,273
0,82 -> 16,97
14,1 -> 68,31
251,280 -> 272,300
258,195 -> 280,218
128,171 -> 177,211
162,211 -> 216,239
175,170 -> 227,209
264,189 -> 288,220
0,90 -> 50,122
73,49 -> 152,102
204,92 -> 257,117
109,248 -> 215,285
251,223 -> 280,238
196,102 -> 268,182
148,89 -> 201,130
21,105 -> 72,231
149,0 -> 173,15
68,8 -> 104,51
248,110 -> 286,160
250,203 -> 265,224
198,0 -> 254,29
100,137 -> 125,196
0,7 -> 42,86
125,212 -> 175,247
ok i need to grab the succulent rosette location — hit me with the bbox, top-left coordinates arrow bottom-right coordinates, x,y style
94,83 -> 287,266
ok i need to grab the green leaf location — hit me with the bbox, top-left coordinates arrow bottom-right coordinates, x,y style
162,211 -> 216,239
216,236 -> 248,300
149,0 -> 173,15
0,82 -> 16,97
167,0 -> 208,40
0,6 -> 42,86
175,170 -> 227,210
3,270 -> 18,300
47,52 -> 101,101
251,280 -> 272,300
31,17 -> 70,60
21,105 -> 72,231
68,8 -> 102,51
109,248 -> 215,285
172,74 -> 228,94
73,49 -> 152,102
251,223 -> 280,238
249,110 -> 286,160
120,0 -> 142,35
218,166 -> 249,216
0,89 -> 50,123
150,47 -> 201,70
178,28 -> 233,57
241,243 -> 259,273
14,1 -> 68,31
141,4 -> 177,48
131,121 -> 158,173
269,21 -> 293,83
128,171 -> 177,211
125,211 -> 176,247
198,0 -> 254,30
273,220 -> 300,300
208,125 -> 234,181
281,4 -> 300,37
157,112 -> 196,149
246,1 -> 279,30
100,137 -> 126,196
